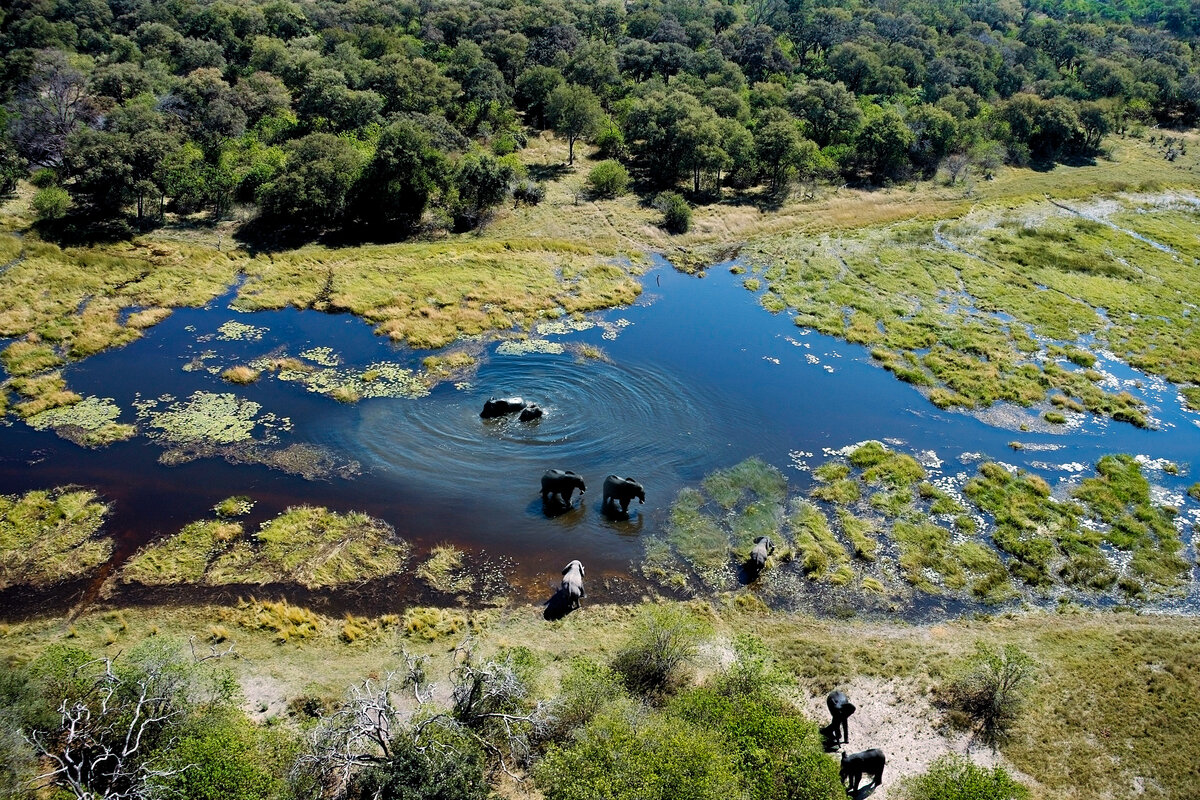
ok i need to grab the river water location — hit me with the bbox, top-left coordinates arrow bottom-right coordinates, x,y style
2,256 -> 1197,615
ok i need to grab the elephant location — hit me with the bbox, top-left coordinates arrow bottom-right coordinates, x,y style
519,403 -> 544,421
602,475 -> 645,514
480,396 -> 526,418
561,560 -> 585,608
542,469 -> 586,507
840,748 -> 884,792
826,690 -> 856,745
749,536 -> 775,572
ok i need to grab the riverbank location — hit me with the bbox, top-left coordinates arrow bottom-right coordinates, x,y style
2,598 -> 1196,799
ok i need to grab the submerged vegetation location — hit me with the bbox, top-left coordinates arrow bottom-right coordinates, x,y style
0,488 -> 111,590
645,445 -> 1190,605
122,506 -> 409,590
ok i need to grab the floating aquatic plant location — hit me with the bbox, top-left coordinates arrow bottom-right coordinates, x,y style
0,487 -> 112,590
217,320 -> 268,341
300,347 -> 340,367
256,353 -> 430,401
25,396 -> 134,448
496,339 -> 565,356
136,391 -> 291,445
214,496 -> 254,518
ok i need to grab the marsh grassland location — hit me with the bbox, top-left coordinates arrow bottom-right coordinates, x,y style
4,134 -> 1200,799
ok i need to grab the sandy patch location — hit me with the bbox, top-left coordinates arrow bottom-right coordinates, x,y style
804,676 -> 1030,799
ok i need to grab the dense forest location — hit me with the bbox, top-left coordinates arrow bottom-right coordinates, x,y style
1,0 -> 1199,239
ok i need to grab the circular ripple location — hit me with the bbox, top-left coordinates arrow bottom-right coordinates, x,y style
316,351 -> 733,497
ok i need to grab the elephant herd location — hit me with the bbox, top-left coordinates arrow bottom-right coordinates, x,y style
481,397 -> 647,614
823,690 -> 887,795
540,469 -> 645,613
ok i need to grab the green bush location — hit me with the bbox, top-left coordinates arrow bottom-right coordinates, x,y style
535,702 -> 743,800
29,168 -> 57,189
896,755 -> 1030,800
611,605 -> 710,700
351,720 -> 491,800
653,191 -> 691,234
546,658 -> 627,740
152,709 -> 288,800
513,178 -> 545,206
585,160 -> 630,199
32,186 -> 70,220
669,687 -> 844,800
940,643 -> 1036,748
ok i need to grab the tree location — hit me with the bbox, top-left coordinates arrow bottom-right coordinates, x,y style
355,120 -> 448,233
0,133 -> 25,196
256,133 -> 366,227
515,66 -> 565,129
855,108 -> 915,181
11,49 -> 98,169
547,84 -> 602,165
451,151 -> 515,230
790,80 -> 862,147
755,114 -> 803,192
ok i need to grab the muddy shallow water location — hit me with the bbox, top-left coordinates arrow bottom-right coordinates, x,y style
2,256 -> 1199,617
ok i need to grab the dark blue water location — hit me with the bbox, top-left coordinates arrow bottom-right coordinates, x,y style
2,255 -> 1197,611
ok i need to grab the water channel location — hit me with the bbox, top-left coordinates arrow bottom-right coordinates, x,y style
2,256 -> 1198,616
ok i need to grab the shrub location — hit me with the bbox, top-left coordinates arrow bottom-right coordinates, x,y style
896,754 -> 1030,800
30,168 -> 58,188
545,658 -> 627,740
669,687 -> 844,800
32,186 -> 70,220
350,720 -> 491,800
940,643 -> 1036,748
535,703 -> 742,800
653,191 -> 691,234
512,178 -> 545,206
611,605 -> 710,700
585,160 -> 630,199
152,709 -> 287,800
594,119 -> 627,159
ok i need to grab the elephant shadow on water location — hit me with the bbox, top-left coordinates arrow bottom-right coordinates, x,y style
527,496 -> 587,524
598,507 -> 644,533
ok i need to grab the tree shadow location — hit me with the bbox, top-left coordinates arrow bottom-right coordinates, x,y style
528,162 -> 572,182
33,213 -> 135,245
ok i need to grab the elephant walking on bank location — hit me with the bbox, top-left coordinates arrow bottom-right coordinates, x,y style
601,475 -> 645,514
541,469 -> 586,507
561,560 -> 585,608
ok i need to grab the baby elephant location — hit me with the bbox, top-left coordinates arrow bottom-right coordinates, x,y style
826,689 -> 857,745
601,475 -> 645,514
840,748 -> 885,792
560,560 -> 585,609
749,536 -> 775,573
541,469 -> 586,507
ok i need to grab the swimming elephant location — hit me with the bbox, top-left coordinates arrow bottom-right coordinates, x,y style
561,560 -> 585,608
840,748 -> 884,791
826,690 -> 856,745
481,396 -> 527,418
519,403 -> 544,421
749,536 -> 775,572
602,475 -> 645,514
542,469 -> 586,507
